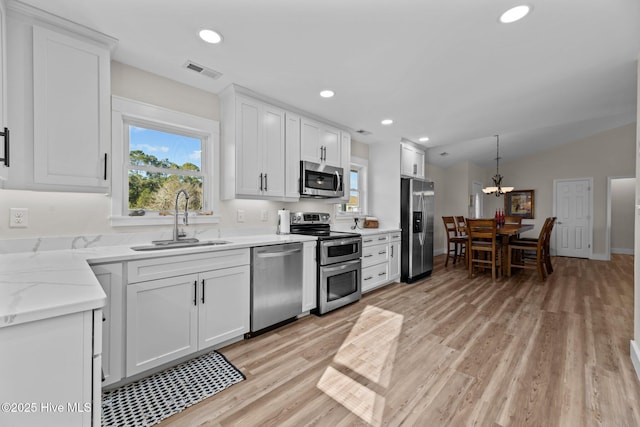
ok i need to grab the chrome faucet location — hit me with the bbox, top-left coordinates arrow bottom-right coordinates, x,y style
174,189 -> 190,242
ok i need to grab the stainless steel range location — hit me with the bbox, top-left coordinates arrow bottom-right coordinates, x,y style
290,212 -> 362,315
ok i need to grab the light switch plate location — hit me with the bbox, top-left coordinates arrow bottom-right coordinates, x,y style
260,210 -> 268,222
10,208 -> 29,228
236,209 -> 245,223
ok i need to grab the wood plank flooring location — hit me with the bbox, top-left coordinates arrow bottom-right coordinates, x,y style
158,254 -> 640,426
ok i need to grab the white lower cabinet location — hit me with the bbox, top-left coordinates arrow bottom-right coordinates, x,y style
302,240 -> 317,312
90,263 -> 124,387
0,310 -> 101,427
389,232 -> 401,281
361,231 -> 401,293
126,250 -> 250,377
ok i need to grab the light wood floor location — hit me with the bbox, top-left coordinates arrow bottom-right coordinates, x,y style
159,254 -> 640,426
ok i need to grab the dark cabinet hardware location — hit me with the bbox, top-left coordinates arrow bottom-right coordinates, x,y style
193,281 -> 197,306
201,279 -> 205,304
103,153 -> 107,180
0,127 -> 9,167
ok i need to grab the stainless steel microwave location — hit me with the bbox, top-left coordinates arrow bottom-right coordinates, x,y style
300,161 -> 344,198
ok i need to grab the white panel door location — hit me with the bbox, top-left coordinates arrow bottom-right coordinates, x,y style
198,265 -> 250,349
91,263 -> 124,386
321,125 -> 341,167
235,96 -> 262,196
126,274 -> 198,376
301,118 -> 321,162
555,179 -> 591,258
285,112 -> 301,199
32,25 -> 110,189
262,105 -> 285,197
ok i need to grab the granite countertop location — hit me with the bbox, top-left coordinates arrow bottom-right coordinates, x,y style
0,233 -> 316,329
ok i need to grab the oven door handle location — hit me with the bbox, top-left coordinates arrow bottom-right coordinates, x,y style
321,259 -> 361,273
322,237 -> 361,247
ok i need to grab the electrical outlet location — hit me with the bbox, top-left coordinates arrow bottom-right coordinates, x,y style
260,210 -> 268,222
10,208 -> 29,228
237,209 -> 245,223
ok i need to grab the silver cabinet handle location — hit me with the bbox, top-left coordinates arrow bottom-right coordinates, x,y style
378,237 -> 387,241
378,272 -> 386,276
264,173 -> 268,191
364,276 -> 373,281
364,254 -> 373,258
391,246 -> 394,257
364,239 -> 373,243
379,250 -> 387,255
0,127 -> 9,167
259,173 -> 263,191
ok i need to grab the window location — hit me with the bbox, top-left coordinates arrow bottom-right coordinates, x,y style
337,157 -> 368,217
128,125 -> 204,211
111,97 -> 219,226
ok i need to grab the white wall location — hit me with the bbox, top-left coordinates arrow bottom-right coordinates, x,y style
611,177 -> 635,254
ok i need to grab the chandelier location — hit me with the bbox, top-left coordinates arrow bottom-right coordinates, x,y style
482,134 -> 513,196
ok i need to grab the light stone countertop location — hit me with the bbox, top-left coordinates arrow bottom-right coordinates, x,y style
0,233 -> 316,329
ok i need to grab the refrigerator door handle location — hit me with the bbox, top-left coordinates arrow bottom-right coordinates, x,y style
422,192 -> 428,245
418,192 -> 425,246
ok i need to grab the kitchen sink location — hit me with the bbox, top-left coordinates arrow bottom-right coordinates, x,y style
130,240 -> 231,251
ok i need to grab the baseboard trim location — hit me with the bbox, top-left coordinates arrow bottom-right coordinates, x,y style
434,248 -> 445,256
630,340 -> 640,382
612,248 -> 634,255
590,253 -> 609,261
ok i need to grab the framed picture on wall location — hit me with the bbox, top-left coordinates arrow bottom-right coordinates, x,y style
505,189 -> 535,219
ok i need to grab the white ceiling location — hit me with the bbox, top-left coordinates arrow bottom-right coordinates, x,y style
15,0 -> 640,168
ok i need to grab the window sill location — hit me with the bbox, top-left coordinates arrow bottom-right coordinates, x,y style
111,213 -> 221,227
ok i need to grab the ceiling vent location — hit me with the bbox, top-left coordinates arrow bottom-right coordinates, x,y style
440,152 -> 450,157
183,61 -> 222,80
355,129 -> 372,136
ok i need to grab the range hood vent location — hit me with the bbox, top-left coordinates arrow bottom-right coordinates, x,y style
183,61 -> 222,80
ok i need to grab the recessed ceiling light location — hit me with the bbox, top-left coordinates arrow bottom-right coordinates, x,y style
381,119 -> 393,125
199,29 -> 223,44
320,90 -> 335,98
419,137 -> 430,142
499,5 -> 531,23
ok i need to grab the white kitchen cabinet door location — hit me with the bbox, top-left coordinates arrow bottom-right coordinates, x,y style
285,112 -> 301,199
198,265 -> 250,349
233,95 -> 285,198
235,95 -> 262,197
91,263 -> 124,387
262,104 -> 286,197
321,125 -> 341,166
301,117 -> 342,168
32,25 -> 110,190
0,1 -> 8,182
0,311 -> 95,426
400,143 -> 425,179
126,274 -> 198,376
300,118 -> 321,163
389,240 -> 401,280
302,240 -> 317,312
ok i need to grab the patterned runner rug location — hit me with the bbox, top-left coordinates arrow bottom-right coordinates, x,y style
101,351 -> 245,427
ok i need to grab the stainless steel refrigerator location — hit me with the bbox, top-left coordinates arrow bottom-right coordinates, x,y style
401,178 -> 434,283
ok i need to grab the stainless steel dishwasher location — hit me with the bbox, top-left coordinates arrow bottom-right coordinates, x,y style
248,242 -> 303,336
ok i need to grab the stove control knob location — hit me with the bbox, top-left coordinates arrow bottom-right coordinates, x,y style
292,214 -> 301,223
321,214 -> 330,222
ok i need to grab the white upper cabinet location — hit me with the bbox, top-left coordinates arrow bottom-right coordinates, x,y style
221,86 -> 293,201
284,112 -> 301,199
300,117 -> 341,167
5,3 -> 115,192
400,143 -> 425,179
0,0 -> 8,182
32,25 -> 110,189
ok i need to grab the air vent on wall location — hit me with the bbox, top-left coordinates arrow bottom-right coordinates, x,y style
183,61 -> 223,80
355,129 -> 372,136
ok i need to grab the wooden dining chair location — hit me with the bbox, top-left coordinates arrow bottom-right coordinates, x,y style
507,218 -> 554,281
466,218 -> 501,280
512,217 -> 556,274
455,216 -> 467,236
442,216 -> 467,267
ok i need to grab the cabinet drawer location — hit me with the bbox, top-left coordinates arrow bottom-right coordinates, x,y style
128,249 -> 250,283
362,263 -> 388,292
361,243 -> 389,268
361,233 -> 389,247
389,232 -> 402,242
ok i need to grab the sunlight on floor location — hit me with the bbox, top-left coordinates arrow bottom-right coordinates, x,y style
316,305 -> 404,425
